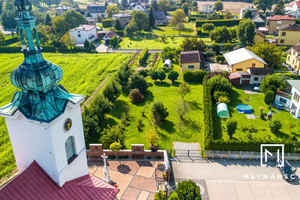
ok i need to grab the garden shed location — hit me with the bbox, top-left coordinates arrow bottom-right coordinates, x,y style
217,103 -> 229,118
163,59 -> 172,67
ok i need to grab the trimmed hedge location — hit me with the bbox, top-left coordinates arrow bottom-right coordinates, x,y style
209,140 -> 296,152
5,37 -> 18,45
138,48 -> 149,65
115,30 -> 124,37
183,70 -> 207,83
196,19 -> 241,27
102,19 -> 112,28
203,77 -> 214,150
0,45 -> 56,53
216,55 -> 225,63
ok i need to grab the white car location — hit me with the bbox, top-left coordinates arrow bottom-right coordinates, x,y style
253,86 -> 260,92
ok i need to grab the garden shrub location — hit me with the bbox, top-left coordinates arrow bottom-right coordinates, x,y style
128,73 -> 148,94
138,69 -> 148,77
207,75 -> 232,98
213,91 -> 228,102
102,19 -> 112,28
138,48 -> 149,65
100,125 -> 125,149
223,43 -> 234,51
183,70 -> 207,83
218,96 -> 230,104
151,102 -> 169,124
168,70 -> 179,83
5,37 -> 18,45
157,71 -> 166,82
129,88 -> 144,103
261,74 -> 286,93
175,180 -> 201,200
110,35 -> 118,47
183,71 -> 194,82
269,119 -> 282,133
241,125 -> 258,133
103,78 -> 122,103
216,55 -> 225,63
0,45 -> 56,53
226,119 -> 237,139
264,90 -> 275,105
115,63 -> 132,86
151,70 -> 159,81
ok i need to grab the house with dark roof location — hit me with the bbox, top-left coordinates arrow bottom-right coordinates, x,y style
251,15 -> 265,28
153,11 -> 171,25
87,3 -> 106,19
112,14 -> 132,28
180,50 -> 205,71
102,31 -> 119,45
254,30 -> 266,43
266,15 -> 295,34
278,23 -> 300,46
240,6 -> 258,19
55,6 -> 73,16
286,42 -> 300,72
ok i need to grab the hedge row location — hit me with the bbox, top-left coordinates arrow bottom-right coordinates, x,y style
5,37 -> 18,45
138,48 -> 149,65
209,140 -> 297,152
203,77 -> 214,150
0,46 -> 55,53
102,19 -> 112,28
183,70 -> 207,83
196,19 -> 241,27
115,30 -> 124,37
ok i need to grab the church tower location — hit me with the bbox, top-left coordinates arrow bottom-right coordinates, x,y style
0,0 -> 88,187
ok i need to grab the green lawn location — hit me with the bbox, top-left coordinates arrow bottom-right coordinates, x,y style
217,87 -> 300,141
92,64 -> 204,150
0,52 -> 133,180
118,37 -> 188,49
151,22 -> 195,36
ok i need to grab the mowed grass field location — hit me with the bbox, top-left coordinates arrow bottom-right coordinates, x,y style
0,53 -> 132,180
118,37 -> 187,49
197,1 -> 254,14
97,65 -> 204,150
217,87 -> 300,141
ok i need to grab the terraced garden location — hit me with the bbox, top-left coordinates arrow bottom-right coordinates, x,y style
0,52 -> 133,180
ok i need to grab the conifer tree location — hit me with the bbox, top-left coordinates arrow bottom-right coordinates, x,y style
149,7 -> 156,28
45,14 -> 52,26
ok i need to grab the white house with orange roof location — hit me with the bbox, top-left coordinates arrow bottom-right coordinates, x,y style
285,0 -> 300,18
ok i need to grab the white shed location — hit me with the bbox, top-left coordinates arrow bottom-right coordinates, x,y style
163,59 -> 172,67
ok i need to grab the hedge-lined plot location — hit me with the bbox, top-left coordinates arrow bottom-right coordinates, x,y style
0,53 -> 133,180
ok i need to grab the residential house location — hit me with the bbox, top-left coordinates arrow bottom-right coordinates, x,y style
180,51 -> 205,71
228,68 -> 273,86
87,3 -> 106,19
251,15 -> 265,28
86,17 -> 96,25
274,80 -> 300,118
69,25 -> 97,44
112,14 -> 132,28
131,2 -> 146,12
240,6 -> 258,19
254,30 -> 266,43
224,48 -> 267,73
266,15 -> 295,34
285,0 -> 300,19
102,31 -> 119,45
55,6 -> 72,16
286,42 -> 300,72
201,3 -> 214,14
278,23 -> 300,46
153,11 -> 170,25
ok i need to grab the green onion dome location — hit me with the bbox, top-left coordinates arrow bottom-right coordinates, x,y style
14,0 -> 32,11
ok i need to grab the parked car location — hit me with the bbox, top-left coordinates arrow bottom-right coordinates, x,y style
277,159 -> 297,182
253,86 -> 260,92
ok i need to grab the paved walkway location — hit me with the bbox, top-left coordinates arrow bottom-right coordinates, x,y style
88,158 -> 165,200
208,63 -> 229,72
172,159 -> 300,200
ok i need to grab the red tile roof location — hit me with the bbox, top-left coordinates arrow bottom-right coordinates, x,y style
268,15 -> 295,21
296,1 -> 300,8
0,161 -> 118,200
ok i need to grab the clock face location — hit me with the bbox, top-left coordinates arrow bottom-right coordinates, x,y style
64,118 -> 72,131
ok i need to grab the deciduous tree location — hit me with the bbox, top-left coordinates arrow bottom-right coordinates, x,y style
273,0 -> 285,15
63,10 -> 85,29
158,0 -> 172,13
132,11 -> 149,33
238,19 -> 255,45
243,9 -> 252,19
177,82 -> 191,101
214,1 -> 223,11
106,4 -> 119,18
261,74 -> 286,93
210,26 -> 231,43
253,0 -> 274,13
180,37 -> 206,51
52,16 -> 69,37
169,9 -> 186,35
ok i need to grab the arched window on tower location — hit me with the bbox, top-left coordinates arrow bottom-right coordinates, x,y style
65,136 -> 77,164
31,28 -> 40,49
20,29 -> 28,50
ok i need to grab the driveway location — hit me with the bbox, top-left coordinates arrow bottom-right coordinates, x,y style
172,159 -> 300,199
